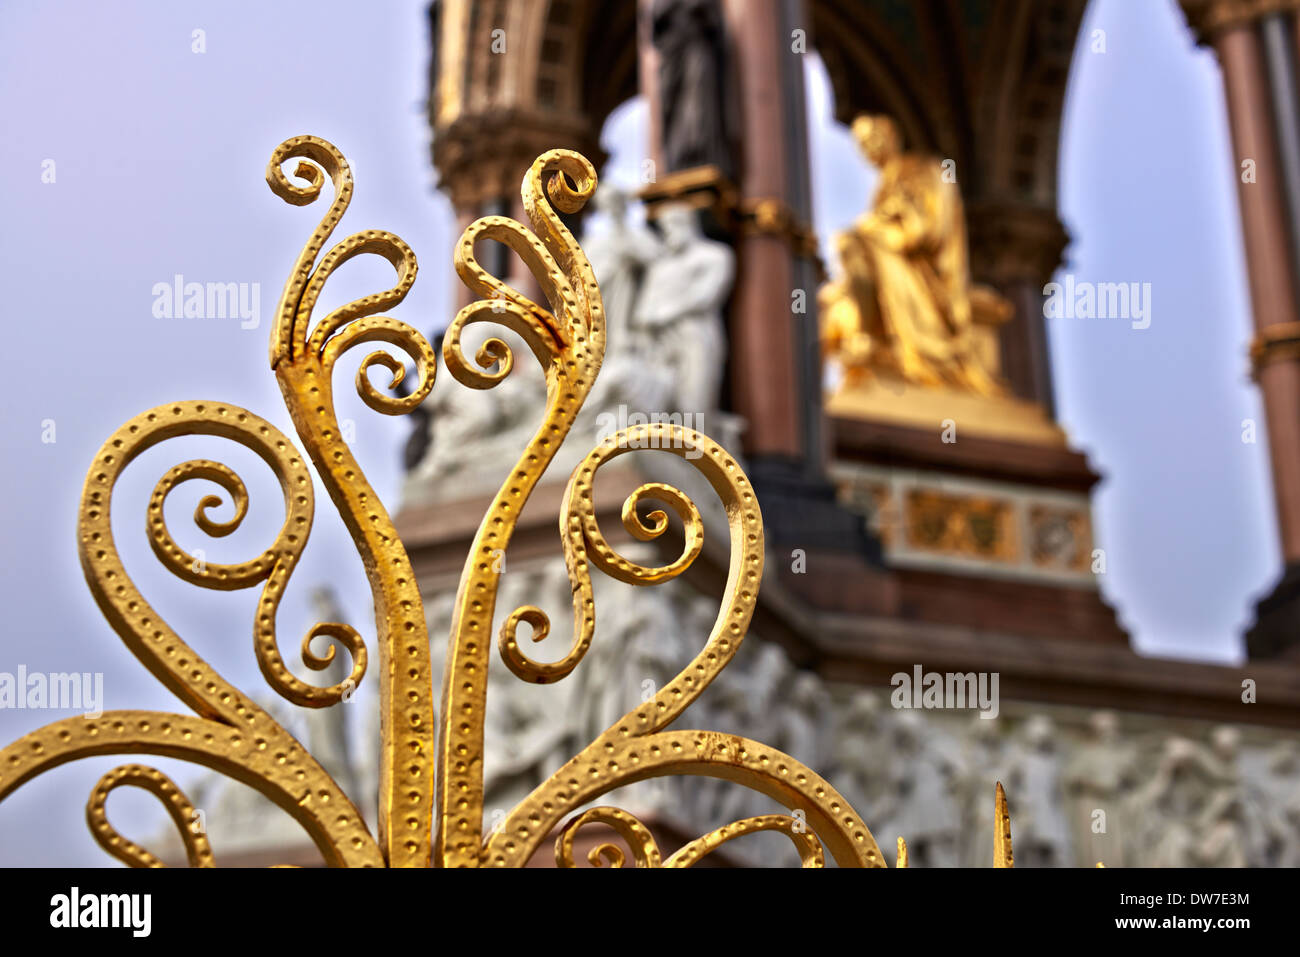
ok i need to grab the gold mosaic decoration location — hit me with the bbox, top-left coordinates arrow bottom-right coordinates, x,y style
0,136 -> 1017,868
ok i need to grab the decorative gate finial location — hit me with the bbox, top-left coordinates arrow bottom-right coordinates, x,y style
0,134 -> 1014,868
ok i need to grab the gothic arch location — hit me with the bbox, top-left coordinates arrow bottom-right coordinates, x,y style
809,0 -> 1088,207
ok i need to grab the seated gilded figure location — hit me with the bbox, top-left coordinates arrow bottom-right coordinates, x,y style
819,114 -> 1011,396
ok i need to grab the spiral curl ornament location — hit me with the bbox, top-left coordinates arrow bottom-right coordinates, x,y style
143,444 -> 364,707
502,426 -> 744,713
95,402 -> 368,711
266,135 -> 436,867
481,424 -> 885,868
0,401 -> 381,866
555,807 -> 663,868
435,149 -> 606,868
555,809 -> 824,868
87,764 -> 215,868
265,136 -> 354,365
497,467 -> 706,685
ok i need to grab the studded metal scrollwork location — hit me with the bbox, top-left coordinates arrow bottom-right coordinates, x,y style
0,136 -> 1021,868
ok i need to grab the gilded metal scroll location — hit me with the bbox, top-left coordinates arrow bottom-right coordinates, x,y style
0,135 -> 1023,868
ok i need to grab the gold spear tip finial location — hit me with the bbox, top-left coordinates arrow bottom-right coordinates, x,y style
994,781 -> 1014,868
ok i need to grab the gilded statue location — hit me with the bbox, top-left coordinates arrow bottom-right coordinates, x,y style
819,114 -> 1010,396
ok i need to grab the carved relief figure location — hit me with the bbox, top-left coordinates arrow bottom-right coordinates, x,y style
959,715 -> 1011,867
1261,742 -> 1300,866
1062,710 -> 1138,867
1005,716 -> 1072,867
829,692 -> 890,828
874,711 -> 961,867
1129,737 -> 1223,868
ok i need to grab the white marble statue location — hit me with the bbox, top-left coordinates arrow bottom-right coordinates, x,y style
402,190 -> 740,508
304,586 -> 361,802
585,188 -> 658,350
633,203 -> 735,418
583,185 -> 674,416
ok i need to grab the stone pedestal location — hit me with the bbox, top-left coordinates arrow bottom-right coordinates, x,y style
825,378 -> 1127,644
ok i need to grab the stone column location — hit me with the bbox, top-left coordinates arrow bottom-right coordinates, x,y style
966,202 -> 1069,416
1182,0 -> 1300,655
715,0 -> 884,569
721,0 -> 804,462
780,0 -> 828,477
637,0 -> 665,176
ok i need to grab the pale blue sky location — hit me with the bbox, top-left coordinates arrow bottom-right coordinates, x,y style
0,0 -> 1275,864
